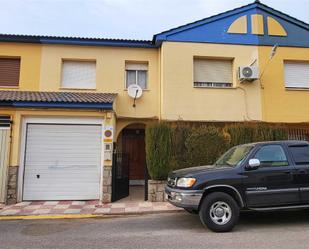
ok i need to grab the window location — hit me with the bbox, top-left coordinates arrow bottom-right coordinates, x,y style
125,63 -> 148,89
284,61 -> 309,89
216,145 -> 253,167
194,59 -> 233,88
0,58 -> 20,87
61,60 -> 96,89
254,145 -> 288,167
289,145 -> 309,165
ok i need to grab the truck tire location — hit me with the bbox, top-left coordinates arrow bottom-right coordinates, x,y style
199,192 -> 239,232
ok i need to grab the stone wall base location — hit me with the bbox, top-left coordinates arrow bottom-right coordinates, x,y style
102,166 -> 112,203
148,180 -> 166,202
6,166 -> 18,205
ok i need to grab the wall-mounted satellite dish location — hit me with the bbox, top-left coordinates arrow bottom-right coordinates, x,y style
127,84 -> 143,107
128,84 -> 143,99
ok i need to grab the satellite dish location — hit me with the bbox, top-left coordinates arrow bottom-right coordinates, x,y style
127,84 -> 143,99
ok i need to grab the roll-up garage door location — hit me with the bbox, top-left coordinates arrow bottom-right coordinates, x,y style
23,124 -> 101,201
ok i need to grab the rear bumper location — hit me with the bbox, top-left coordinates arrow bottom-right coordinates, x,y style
165,186 -> 203,210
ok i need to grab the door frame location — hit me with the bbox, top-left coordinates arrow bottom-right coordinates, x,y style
18,117 -> 104,202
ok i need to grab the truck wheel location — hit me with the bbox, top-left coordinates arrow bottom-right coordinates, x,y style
199,192 -> 239,232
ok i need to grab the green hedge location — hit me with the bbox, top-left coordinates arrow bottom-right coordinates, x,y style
145,123 -> 172,180
225,124 -> 288,147
185,126 -> 229,167
145,122 -> 288,179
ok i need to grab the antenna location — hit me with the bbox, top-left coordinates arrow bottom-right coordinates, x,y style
270,44 -> 279,59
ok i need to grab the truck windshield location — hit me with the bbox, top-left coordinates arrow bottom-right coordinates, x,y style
215,145 -> 253,167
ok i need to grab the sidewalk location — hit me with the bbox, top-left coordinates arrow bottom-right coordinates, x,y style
0,200 -> 182,218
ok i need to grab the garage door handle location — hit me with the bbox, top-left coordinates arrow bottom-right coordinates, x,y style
36,175 -> 40,179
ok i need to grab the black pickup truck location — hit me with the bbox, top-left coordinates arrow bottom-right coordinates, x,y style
165,140 -> 309,232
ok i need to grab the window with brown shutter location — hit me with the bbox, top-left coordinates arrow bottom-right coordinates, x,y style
194,58 -> 233,88
0,58 -> 21,87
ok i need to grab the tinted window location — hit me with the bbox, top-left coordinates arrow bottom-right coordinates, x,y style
216,145 -> 253,167
254,145 -> 288,167
289,146 -> 309,165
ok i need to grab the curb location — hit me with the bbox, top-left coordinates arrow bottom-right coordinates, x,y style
0,209 -> 183,221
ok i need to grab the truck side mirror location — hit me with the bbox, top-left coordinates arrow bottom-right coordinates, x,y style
247,159 -> 261,170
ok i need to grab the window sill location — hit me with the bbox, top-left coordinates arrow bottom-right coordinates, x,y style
59,87 -> 97,91
193,86 -> 236,90
0,86 -> 19,89
124,88 -> 150,91
285,87 -> 309,91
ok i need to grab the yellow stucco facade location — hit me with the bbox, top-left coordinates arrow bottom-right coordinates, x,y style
259,46 -> 309,123
1,41 -> 309,168
39,45 -> 159,120
0,43 -> 42,91
160,42 -> 262,122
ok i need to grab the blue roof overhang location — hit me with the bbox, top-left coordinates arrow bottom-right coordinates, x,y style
0,101 -> 114,110
0,34 -> 157,49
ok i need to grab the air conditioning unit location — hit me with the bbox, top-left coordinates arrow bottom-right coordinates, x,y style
238,66 -> 259,81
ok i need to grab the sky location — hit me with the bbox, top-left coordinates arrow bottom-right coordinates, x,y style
0,0 -> 308,40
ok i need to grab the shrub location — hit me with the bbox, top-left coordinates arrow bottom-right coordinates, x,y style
170,124 -> 190,170
145,123 -> 172,180
146,122 -> 289,177
225,124 -> 254,147
253,124 -> 273,142
272,126 -> 288,140
226,124 -> 288,146
185,126 -> 229,166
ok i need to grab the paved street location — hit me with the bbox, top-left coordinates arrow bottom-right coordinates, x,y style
1,210 -> 309,249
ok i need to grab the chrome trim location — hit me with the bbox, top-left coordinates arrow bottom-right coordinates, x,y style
204,185 -> 245,207
165,186 -> 203,209
246,188 -> 299,195
250,204 -> 309,211
300,187 -> 309,191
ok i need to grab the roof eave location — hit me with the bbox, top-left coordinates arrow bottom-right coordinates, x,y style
0,35 -> 156,48
0,101 -> 114,110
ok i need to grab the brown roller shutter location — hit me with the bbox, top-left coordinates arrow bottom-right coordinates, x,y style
0,58 -> 20,87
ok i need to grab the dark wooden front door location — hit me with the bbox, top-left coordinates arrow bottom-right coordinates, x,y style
122,129 -> 146,181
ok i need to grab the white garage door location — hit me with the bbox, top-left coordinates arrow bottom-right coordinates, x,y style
23,124 -> 102,201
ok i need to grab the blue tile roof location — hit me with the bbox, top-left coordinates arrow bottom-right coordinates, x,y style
0,34 -> 155,48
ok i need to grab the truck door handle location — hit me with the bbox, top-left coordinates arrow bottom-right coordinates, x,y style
36,174 -> 40,179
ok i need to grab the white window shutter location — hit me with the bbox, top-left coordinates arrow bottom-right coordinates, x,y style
126,63 -> 148,71
61,61 -> 96,89
285,62 -> 309,88
194,59 -> 232,84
